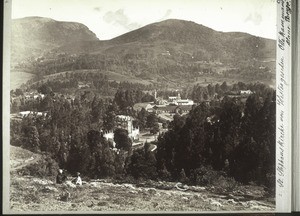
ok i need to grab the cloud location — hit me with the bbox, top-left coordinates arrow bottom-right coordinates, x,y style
94,7 -> 102,12
244,12 -> 262,25
103,9 -> 141,30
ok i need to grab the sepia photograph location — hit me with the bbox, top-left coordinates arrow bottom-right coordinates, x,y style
6,0 -> 277,213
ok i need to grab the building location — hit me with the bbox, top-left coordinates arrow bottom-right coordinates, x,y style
168,93 -> 194,106
168,96 -> 178,102
153,105 -> 193,115
18,111 -> 48,118
133,103 -> 154,112
240,90 -> 253,95
24,92 -> 45,100
173,99 -> 194,106
102,115 -> 140,146
116,115 -> 140,141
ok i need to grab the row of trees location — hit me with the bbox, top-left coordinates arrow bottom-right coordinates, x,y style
185,81 -> 275,102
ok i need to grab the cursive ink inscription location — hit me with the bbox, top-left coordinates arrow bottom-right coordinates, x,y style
276,0 -> 292,193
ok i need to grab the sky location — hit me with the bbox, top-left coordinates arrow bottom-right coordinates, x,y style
11,0 -> 277,40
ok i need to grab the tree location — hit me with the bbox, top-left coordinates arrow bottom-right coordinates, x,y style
114,128 -> 132,151
87,130 -> 101,151
240,93 -> 262,140
15,88 -> 24,96
127,147 -> 157,180
216,98 -> 242,171
22,126 -> 41,152
150,123 -> 160,134
137,108 -> 148,130
146,113 -> 159,131
38,84 -> 53,95
103,106 -> 116,131
39,95 -> 54,111
207,84 -> 215,98
220,81 -> 228,93
141,93 -> 155,102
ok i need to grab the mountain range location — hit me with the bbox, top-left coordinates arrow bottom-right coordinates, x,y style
11,16 -> 276,86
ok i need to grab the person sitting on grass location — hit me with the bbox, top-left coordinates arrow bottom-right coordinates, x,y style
56,169 -> 67,184
71,172 -> 82,185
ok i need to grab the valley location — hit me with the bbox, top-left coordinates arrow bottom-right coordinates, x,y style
9,16 -> 277,213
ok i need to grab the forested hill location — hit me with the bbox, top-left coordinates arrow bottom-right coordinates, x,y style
11,17 -> 276,86
11,17 -> 99,64
54,19 -> 275,61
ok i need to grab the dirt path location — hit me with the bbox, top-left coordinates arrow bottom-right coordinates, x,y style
10,146 -> 41,172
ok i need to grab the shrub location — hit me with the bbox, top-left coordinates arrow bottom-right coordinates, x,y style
190,165 -> 238,193
212,175 -> 238,193
190,166 -> 219,186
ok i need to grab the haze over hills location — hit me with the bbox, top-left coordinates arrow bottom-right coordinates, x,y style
11,17 -> 276,87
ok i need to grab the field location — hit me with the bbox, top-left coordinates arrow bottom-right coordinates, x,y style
9,146 -> 275,213
10,71 -> 36,90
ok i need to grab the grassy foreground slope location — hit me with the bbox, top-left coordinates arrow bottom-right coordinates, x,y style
10,146 -> 275,212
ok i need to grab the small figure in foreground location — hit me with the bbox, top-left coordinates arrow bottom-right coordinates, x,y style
56,169 -> 67,184
71,172 -> 82,185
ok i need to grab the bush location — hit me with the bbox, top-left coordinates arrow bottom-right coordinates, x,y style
190,166 -> 220,186
190,165 -> 238,193
211,175 -> 238,193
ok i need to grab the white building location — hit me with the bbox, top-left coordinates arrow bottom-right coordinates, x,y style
103,115 -> 140,146
173,99 -> 194,106
240,90 -> 253,95
116,115 -> 140,141
18,111 -> 48,118
168,93 -> 194,106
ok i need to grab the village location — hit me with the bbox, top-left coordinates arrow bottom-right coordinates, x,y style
10,86 -> 254,155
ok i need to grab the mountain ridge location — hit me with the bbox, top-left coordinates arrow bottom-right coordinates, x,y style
11,16 -> 99,64
11,17 -> 276,86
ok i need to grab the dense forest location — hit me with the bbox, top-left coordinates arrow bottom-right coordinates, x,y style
10,81 -> 275,195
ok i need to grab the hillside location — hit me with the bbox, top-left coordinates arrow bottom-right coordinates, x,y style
11,18 -> 276,87
56,19 -> 275,61
10,146 -> 275,212
11,17 -> 99,65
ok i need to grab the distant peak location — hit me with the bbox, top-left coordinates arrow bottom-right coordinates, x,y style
155,18 -> 200,25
